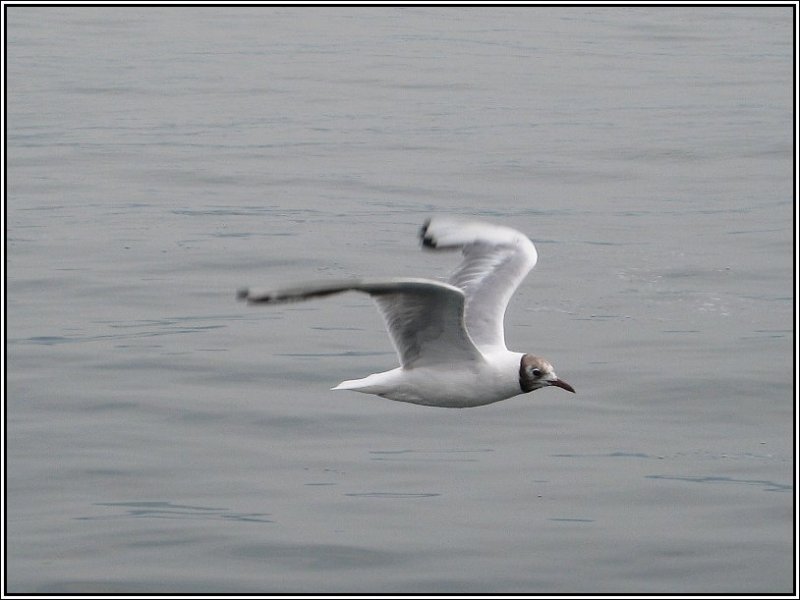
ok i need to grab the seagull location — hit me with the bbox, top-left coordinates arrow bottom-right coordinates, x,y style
237,217 -> 574,408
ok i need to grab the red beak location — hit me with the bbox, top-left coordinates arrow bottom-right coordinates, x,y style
550,378 -> 576,393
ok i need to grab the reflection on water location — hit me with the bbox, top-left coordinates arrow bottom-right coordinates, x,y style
369,448 -> 494,462
344,492 -> 441,498
645,475 -> 791,493
77,502 -> 274,523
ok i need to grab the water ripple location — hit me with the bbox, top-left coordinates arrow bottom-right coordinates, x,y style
645,475 -> 791,493
77,501 -> 273,523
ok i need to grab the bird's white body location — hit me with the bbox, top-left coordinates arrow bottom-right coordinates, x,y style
239,217 -> 574,408
333,350 -> 526,408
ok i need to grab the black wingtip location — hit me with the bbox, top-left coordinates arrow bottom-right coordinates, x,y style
420,218 -> 436,249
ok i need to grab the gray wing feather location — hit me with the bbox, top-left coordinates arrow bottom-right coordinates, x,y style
420,218 -> 538,351
239,278 -> 483,368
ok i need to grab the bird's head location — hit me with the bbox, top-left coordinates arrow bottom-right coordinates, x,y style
519,354 -> 575,394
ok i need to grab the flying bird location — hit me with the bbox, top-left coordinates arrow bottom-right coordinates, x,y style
237,217 -> 574,408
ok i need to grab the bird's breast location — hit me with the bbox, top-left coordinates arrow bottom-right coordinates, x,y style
380,354 -> 524,408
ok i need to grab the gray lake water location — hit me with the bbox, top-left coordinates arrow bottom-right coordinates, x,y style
5,6 -> 795,594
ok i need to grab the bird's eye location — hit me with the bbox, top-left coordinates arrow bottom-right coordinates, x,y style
531,368 -> 542,378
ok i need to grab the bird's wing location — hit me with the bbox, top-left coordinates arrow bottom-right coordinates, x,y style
239,278 -> 484,369
420,217 -> 538,352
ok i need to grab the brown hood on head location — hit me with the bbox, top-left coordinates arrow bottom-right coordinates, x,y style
519,354 -> 575,394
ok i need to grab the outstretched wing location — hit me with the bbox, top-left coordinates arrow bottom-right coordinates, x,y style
420,217 -> 538,352
238,278 -> 484,369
